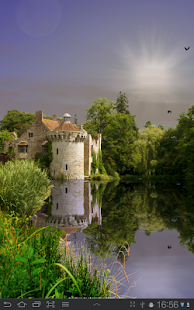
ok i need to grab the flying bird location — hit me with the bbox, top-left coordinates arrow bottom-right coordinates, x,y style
168,110 -> 172,114
168,245 -> 172,249
185,47 -> 190,50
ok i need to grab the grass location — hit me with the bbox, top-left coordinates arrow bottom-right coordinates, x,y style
90,173 -> 119,181
0,210 -> 136,299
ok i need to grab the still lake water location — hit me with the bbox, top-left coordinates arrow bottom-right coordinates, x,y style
31,179 -> 194,299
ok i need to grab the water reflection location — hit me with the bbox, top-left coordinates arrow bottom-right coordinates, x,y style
30,179 -> 194,257
28,179 -> 194,298
30,180 -> 102,236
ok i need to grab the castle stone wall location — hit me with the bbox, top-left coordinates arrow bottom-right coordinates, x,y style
4,110 -> 49,160
48,131 -> 86,179
84,134 -> 92,176
92,133 -> 101,155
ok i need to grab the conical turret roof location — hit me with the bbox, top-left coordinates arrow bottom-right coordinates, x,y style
55,122 -> 81,131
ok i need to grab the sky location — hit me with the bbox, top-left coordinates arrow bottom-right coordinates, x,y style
1,0 -> 194,130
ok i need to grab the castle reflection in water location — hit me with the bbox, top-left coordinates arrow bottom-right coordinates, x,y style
29,180 -> 101,237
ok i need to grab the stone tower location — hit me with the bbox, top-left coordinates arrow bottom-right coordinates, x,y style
47,113 -> 87,179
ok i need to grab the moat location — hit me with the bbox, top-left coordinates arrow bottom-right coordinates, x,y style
29,179 -> 194,299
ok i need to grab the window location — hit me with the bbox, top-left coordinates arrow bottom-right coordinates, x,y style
42,145 -> 48,153
57,148 -> 58,154
91,145 -> 93,156
56,203 -> 58,210
18,145 -> 28,153
28,133 -> 33,138
66,164 -> 68,170
54,170 -> 55,175
65,187 -> 68,193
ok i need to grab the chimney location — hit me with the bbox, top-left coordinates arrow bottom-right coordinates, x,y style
36,111 -> 43,123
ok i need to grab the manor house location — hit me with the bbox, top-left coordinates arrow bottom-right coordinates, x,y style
3,111 -> 101,179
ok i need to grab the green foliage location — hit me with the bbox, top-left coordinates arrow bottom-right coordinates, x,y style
8,146 -> 14,155
0,110 -> 35,137
74,114 -> 78,125
114,91 -> 130,114
92,151 -> 98,175
83,98 -> 115,137
104,163 -> 120,179
43,114 -> 53,120
34,140 -> 53,175
171,104 -> 194,178
134,125 -> 165,176
102,113 -> 139,175
144,121 -> 152,128
0,159 -> 53,220
97,150 -> 107,175
34,152 -> 50,170
0,212 -> 114,298
61,172 -> 65,182
91,149 -> 107,176
155,127 -> 181,176
0,130 -> 15,152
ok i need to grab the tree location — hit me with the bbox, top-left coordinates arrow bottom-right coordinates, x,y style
155,104 -> 194,178
74,114 -> 78,125
51,114 -> 63,123
144,121 -> 152,128
172,105 -> 194,178
114,91 -> 130,114
0,110 -> 35,137
102,113 -> 139,175
0,130 -> 15,152
155,127 -> 182,176
16,123 -> 31,137
158,125 -> 164,130
43,114 -> 53,120
134,125 -> 165,175
83,97 -> 115,137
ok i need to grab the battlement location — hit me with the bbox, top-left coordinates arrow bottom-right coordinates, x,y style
47,131 -> 87,143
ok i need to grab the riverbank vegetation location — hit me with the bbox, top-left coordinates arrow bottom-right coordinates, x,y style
83,94 -> 194,181
0,210 -> 116,298
0,159 -> 132,298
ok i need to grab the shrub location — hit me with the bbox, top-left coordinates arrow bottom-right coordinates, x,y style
0,152 -> 15,165
34,152 -> 50,169
105,163 -> 120,179
92,151 -> 97,174
0,159 -> 53,221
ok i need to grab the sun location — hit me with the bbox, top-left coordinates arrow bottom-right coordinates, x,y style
112,25 -> 189,98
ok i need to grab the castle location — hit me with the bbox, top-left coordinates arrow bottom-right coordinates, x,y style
3,111 -> 101,179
